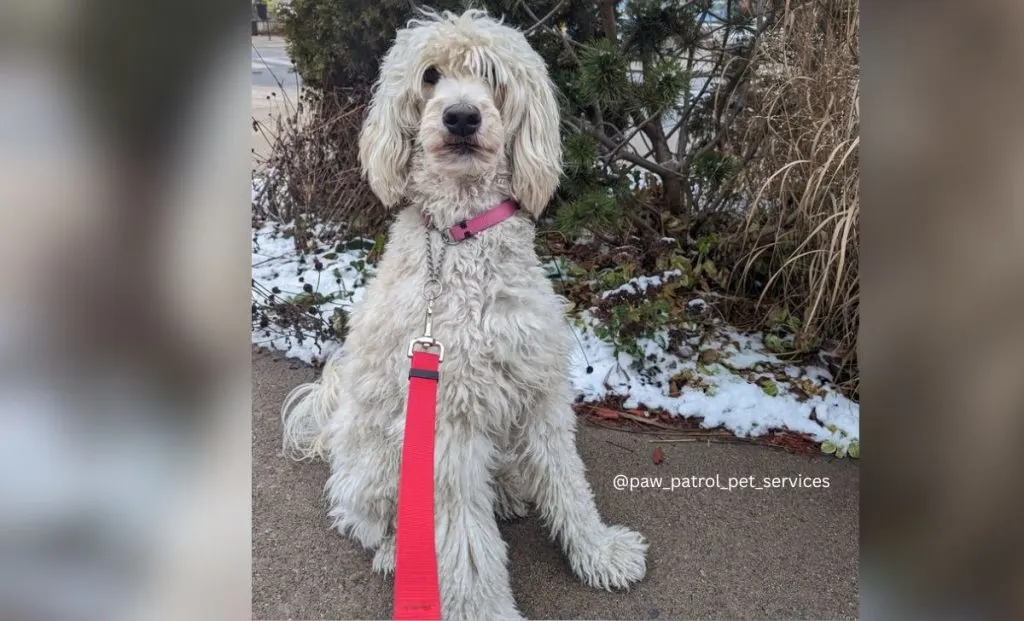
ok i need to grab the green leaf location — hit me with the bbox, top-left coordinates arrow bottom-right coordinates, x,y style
758,378 -> 779,397
786,314 -> 803,332
763,334 -> 786,353
563,133 -> 600,176
821,441 -> 837,454
848,441 -> 860,459
702,260 -> 718,280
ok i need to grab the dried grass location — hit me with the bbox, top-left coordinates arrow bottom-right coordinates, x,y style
728,0 -> 860,393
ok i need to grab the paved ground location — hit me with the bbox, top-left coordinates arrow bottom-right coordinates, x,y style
252,350 -> 859,620
251,36 -> 300,167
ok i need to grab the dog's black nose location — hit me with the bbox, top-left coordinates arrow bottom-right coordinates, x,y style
442,104 -> 481,137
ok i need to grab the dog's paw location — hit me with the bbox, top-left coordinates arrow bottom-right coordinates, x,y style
371,535 -> 395,575
444,598 -> 524,621
569,524 -> 648,591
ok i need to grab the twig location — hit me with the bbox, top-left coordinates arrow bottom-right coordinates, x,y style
606,440 -> 634,453
523,0 -> 566,37
565,117 -> 678,178
251,42 -> 297,111
618,411 -> 676,429
602,108 -> 666,165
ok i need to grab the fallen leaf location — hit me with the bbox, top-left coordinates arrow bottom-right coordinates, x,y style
698,349 -> 722,365
652,447 -> 665,465
592,407 -> 621,420
755,376 -> 779,396
788,385 -> 810,401
668,380 -> 681,398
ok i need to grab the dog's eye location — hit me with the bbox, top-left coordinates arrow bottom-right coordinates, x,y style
423,66 -> 441,85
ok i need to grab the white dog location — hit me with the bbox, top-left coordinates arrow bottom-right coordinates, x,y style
281,9 -> 647,620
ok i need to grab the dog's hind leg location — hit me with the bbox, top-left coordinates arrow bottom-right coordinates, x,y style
281,351 -> 346,461
435,431 -> 524,621
323,407 -> 403,552
517,394 -> 649,591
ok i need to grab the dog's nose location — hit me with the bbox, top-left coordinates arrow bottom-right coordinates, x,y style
442,104 -> 481,137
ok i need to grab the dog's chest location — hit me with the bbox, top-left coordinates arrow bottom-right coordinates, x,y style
346,214 -> 571,433
389,232 -> 567,416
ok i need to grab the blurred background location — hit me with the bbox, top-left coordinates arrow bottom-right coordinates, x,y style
860,0 -> 1024,618
0,0 -> 250,620
0,0 -> 1020,619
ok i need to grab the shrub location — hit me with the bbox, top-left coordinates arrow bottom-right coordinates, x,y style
253,89 -> 388,240
278,0 -> 467,92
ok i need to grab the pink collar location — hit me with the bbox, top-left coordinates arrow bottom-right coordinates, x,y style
421,199 -> 520,244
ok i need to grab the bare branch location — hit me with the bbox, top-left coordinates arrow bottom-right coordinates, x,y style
518,1 -> 581,60
564,117 -> 677,178
524,0 -> 567,38
603,108 -> 666,165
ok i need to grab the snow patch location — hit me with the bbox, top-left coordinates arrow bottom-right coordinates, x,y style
252,218 -> 859,452
251,220 -> 375,365
601,270 -> 682,299
569,313 -> 859,449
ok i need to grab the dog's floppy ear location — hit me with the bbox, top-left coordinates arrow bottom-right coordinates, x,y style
359,32 -> 418,208
507,58 -> 563,219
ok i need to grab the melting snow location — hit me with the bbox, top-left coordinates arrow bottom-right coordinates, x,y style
252,219 -> 859,451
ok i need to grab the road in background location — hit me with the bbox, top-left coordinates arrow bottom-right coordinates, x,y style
251,36 -> 299,168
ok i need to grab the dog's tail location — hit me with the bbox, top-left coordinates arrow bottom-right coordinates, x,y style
281,350 -> 344,461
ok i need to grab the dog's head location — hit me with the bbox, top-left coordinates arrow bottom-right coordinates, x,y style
358,9 -> 562,218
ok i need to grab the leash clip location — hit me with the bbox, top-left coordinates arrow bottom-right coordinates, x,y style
408,306 -> 444,361
408,336 -> 444,361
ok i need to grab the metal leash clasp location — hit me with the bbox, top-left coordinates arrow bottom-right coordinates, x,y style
408,279 -> 445,362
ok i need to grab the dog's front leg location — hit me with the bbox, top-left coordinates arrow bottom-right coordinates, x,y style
435,430 -> 524,621
518,395 -> 649,591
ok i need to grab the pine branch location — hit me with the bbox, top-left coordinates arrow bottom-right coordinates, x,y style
517,1 -> 582,62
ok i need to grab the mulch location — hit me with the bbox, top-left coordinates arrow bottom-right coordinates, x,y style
572,397 -> 823,458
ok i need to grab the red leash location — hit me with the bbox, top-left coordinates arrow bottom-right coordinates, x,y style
395,201 -> 519,619
393,344 -> 444,619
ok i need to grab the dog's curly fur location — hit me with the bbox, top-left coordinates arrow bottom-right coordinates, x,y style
281,9 -> 647,620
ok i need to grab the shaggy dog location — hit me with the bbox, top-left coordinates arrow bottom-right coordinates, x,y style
281,10 -> 647,620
